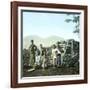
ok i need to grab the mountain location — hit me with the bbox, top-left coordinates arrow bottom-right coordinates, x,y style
23,35 -> 64,49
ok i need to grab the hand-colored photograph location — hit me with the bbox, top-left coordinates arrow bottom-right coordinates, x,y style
22,10 -> 80,77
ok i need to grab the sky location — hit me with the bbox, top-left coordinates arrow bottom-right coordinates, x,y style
23,10 -> 80,41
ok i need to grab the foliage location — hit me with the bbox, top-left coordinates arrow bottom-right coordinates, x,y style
63,40 -> 79,73
23,40 -> 79,75
65,14 -> 80,35
23,49 -> 30,67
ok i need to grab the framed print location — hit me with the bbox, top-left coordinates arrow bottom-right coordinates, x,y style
11,1 -> 88,88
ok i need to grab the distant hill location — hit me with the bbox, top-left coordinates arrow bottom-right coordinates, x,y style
23,35 -> 64,49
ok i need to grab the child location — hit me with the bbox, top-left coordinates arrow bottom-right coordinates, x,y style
35,49 -> 40,66
42,49 -> 47,69
56,50 -> 61,67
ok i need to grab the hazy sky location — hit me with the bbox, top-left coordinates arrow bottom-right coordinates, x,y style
23,11 -> 80,41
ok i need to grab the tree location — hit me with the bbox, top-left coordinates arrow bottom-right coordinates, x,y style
23,49 -> 30,67
65,14 -> 80,36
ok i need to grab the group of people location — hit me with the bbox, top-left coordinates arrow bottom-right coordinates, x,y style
28,40 -> 62,70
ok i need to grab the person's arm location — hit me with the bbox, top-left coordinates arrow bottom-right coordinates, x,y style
34,45 -> 37,51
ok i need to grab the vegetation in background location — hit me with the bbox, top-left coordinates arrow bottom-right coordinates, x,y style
22,39 -> 79,77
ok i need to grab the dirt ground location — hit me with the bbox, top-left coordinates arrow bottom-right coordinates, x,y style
23,66 -> 79,77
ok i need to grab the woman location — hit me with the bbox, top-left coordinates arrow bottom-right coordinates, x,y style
52,45 -> 57,67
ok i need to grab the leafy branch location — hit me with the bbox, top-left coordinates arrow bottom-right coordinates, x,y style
65,15 -> 80,36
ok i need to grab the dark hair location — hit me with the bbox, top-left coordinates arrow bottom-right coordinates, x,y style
53,44 -> 56,48
31,40 -> 34,42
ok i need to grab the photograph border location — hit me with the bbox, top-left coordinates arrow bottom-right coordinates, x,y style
11,1 -> 88,88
